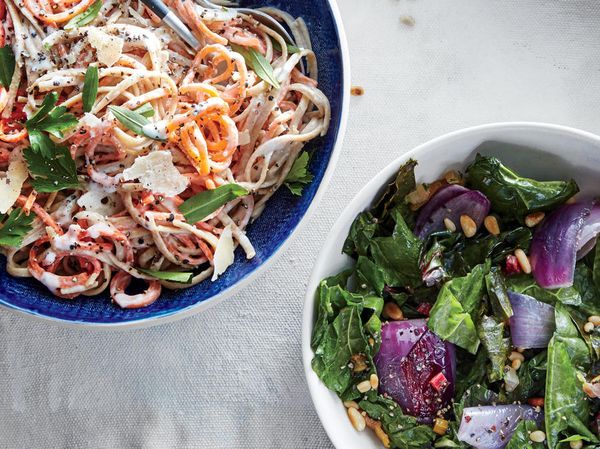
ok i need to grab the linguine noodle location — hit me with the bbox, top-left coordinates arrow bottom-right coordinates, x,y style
0,0 -> 330,308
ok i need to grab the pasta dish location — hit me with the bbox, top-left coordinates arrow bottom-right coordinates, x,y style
0,0 -> 330,308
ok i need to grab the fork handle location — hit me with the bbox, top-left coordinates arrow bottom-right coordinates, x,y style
141,0 -> 169,18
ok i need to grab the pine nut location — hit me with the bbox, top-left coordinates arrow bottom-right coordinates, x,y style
508,351 -> 525,362
374,424 -> 391,448
516,347 -> 525,353
370,373 -> 379,390
351,354 -> 368,373
584,322 -> 595,333
356,380 -> 372,393
525,212 -> 545,228
529,430 -> 546,443
588,315 -> 600,326
364,415 -> 379,430
347,407 -> 366,431
382,303 -> 404,321
511,359 -> 522,370
484,215 -> 500,236
514,249 -> 531,274
570,440 -> 584,449
444,218 -> 456,232
443,170 -> 462,185
343,401 -> 359,410
460,215 -> 477,238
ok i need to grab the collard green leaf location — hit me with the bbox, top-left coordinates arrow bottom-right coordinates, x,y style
506,273 -> 582,307
485,268 -> 513,322
369,209 -> 422,288
454,349 -> 489,400
428,262 -> 490,354
0,45 -> 16,89
505,420 -> 545,449
64,0 -> 103,29
502,351 -> 547,403
0,208 -> 34,247
180,184 -> 249,224
342,211 -> 379,257
372,159 -> 417,227
355,255 -> 385,295
477,315 -> 510,382
359,392 -> 436,449
311,305 -> 370,397
311,270 -> 352,350
554,303 -> 591,370
137,268 -> 193,284
24,131 -> 80,192
284,151 -> 313,196
230,44 -> 280,88
26,92 -> 78,138
82,65 -> 99,113
466,154 -> 579,219
573,263 -> 600,316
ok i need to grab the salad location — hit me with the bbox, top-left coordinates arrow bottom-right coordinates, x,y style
311,154 -> 600,449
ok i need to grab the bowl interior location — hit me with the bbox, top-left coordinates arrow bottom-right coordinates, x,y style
0,0 -> 346,325
302,123 -> 600,449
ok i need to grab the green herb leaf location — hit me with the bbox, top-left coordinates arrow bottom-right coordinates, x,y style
24,131 -> 80,192
108,105 -> 151,136
134,103 -> 155,118
466,154 -> 579,220
0,45 -> 16,89
180,184 -> 249,224
137,268 -> 193,284
284,151 -> 313,196
82,65 -> 99,113
270,38 -> 302,54
0,208 -> 34,247
64,0 -> 103,30
26,92 -> 78,138
230,44 -> 280,88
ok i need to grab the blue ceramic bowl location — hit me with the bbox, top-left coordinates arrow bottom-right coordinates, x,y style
0,0 -> 349,327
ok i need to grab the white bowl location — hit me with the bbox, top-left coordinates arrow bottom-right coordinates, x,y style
302,122 -> 600,449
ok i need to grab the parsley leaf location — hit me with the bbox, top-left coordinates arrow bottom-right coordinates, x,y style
26,92 -> 78,138
64,0 -> 103,30
230,44 -> 280,88
0,208 -> 34,247
82,65 -> 99,113
0,45 -> 16,89
284,151 -> 313,196
24,131 -> 80,192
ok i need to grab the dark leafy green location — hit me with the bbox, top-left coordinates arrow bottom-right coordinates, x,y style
466,154 -> 579,219
507,274 -> 582,306
505,420 -> 545,449
343,211 -> 379,257
428,262 -> 490,354
502,351 -> 547,403
485,268 -> 513,322
359,391 -> 436,449
355,255 -> 385,295
372,159 -> 417,228
477,315 -> 510,382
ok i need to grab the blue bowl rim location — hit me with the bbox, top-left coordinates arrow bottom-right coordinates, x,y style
0,0 -> 351,329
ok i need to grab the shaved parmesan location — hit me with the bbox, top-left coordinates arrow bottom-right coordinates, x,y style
87,28 -> 124,67
211,225 -> 235,281
77,182 -> 123,217
0,153 -> 29,214
122,151 -> 189,197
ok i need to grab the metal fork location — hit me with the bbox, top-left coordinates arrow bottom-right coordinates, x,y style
196,0 -> 297,46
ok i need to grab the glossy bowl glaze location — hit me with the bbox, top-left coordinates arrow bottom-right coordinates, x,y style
302,122 -> 600,449
0,0 -> 350,327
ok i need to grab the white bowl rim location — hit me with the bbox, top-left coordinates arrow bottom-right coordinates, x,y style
1,0 -> 351,330
301,121 -> 600,448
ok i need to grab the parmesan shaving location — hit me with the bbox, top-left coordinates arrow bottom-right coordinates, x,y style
87,28 -> 124,67
122,151 -> 189,197
211,225 -> 235,281
0,153 -> 29,214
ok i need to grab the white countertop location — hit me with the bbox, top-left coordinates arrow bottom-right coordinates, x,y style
2,1 -> 600,447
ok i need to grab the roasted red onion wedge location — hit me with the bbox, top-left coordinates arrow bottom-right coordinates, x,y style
415,186 -> 491,239
508,291 -> 555,349
530,202 -> 595,288
457,405 -> 544,449
375,320 -> 455,423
